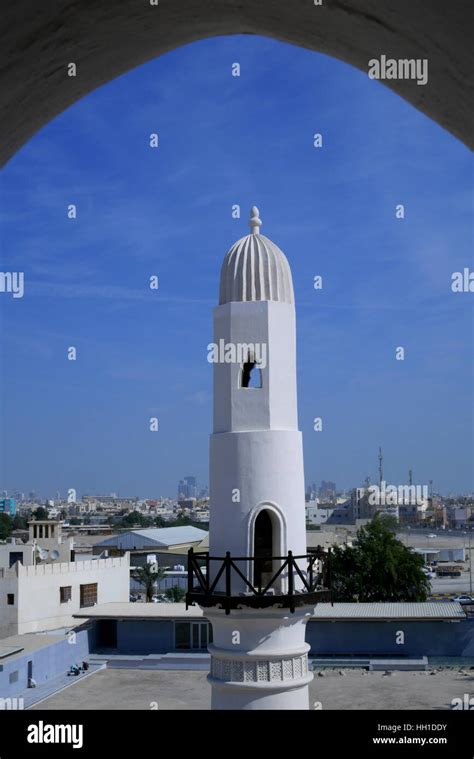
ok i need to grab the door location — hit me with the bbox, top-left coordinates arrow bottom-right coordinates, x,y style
97,619 -> 117,648
192,621 -> 210,649
254,510 -> 273,589
175,622 -> 211,650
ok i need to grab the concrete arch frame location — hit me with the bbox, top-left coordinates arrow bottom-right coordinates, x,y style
247,500 -> 287,557
1,0 -> 473,167
247,501 -> 287,590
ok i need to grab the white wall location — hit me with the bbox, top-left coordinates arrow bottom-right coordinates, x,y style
0,555 -> 129,638
209,299 -> 306,590
306,506 -> 334,525
0,543 -> 34,570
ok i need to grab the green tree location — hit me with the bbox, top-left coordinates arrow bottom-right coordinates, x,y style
331,515 -> 430,602
32,507 -> 49,521
166,518 -> 207,530
121,511 -> 153,528
165,585 -> 186,603
172,516 -> 192,526
134,563 -> 166,602
376,513 -> 398,533
11,514 -> 28,531
0,513 -> 12,541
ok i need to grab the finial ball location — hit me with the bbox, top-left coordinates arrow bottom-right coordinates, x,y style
249,206 -> 262,233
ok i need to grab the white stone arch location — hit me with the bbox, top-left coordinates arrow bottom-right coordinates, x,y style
247,501 -> 286,557
2,3 -> 471,166
247,501 -> 287,589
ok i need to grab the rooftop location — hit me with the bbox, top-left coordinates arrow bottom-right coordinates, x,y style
95,526 -> 208,550
74,602 -> 204,620
27,668 -> 474,712
73,601 -> 466,622
312,602 -> 466,620
0,631 -> 69,663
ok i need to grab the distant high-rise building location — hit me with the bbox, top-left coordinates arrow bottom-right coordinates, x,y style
0,498 -> 16,517
305,482 -> 318,502
184,476 -> 197,498
319,481 -> 336,501
177,476 -> 198,500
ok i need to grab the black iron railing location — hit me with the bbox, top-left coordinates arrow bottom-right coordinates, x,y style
186,547 -> 332,615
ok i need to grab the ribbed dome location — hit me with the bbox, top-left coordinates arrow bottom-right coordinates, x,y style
219,207 -> 294,305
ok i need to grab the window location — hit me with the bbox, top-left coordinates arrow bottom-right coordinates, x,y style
9,552 -> 23,568
7,594 -> 14,605
60,586 -> 72,603
175,622 -> 212,650
9,671 -> 18,684
79,583 -> 97,608
240,361 -> 262,388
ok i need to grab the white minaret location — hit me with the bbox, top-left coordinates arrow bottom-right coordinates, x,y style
188,208 -> 327,710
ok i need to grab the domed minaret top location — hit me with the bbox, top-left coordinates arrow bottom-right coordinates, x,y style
219,206 -> 294,305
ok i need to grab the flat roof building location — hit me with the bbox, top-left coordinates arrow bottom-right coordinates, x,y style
73,601 -> 474,661
93,526 -> 208,566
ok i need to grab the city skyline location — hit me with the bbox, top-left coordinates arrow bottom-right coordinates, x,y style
1,35 -> 472,497
4,471 -> 473,503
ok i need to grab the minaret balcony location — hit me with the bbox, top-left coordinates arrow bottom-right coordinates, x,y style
186,548 -> 332,615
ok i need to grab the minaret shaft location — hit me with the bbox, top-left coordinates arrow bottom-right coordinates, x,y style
199,209 -> 316,710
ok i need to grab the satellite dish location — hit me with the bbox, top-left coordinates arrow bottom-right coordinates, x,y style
36,547 -> 49,561
50,550 -> 60,561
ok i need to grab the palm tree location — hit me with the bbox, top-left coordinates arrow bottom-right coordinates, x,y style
134,563 -> 166,602
164,585 -> 186,603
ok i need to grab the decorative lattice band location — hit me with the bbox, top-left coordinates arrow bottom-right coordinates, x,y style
210,653 -> 308,683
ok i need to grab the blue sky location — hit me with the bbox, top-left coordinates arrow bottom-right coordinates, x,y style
0,35 -> 472,499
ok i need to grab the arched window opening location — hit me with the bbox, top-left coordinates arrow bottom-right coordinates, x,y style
240,361 -> 262,388
254,510 -> 273,589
